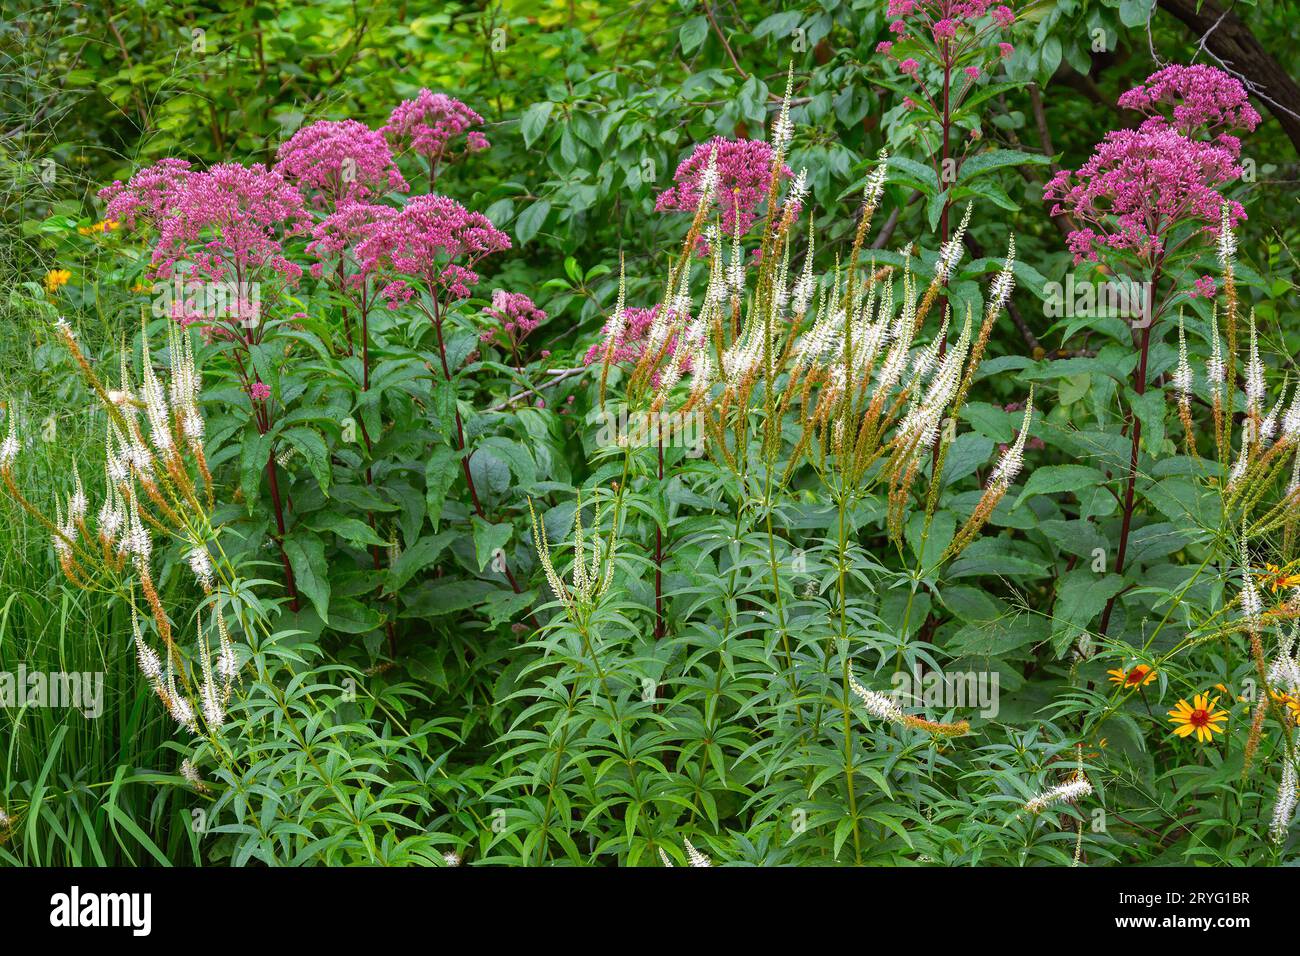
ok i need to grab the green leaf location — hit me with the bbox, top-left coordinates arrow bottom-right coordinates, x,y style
1014,464 -> 1108,509
515,199 -> 550,244
957,148 -> 1051,182
306,512 -> 388,548
886,155 -> 939,196
425,446 -> 459,533
1051,570 -> 1125,656
1119,0 -> 1154,28
239,430 -> 273,515
472,516 -> 513,572
482,588 -> 537,627
679,16 -> 708,54
949,613 -> 1050,656
284,533 -> 331,623
1127,387 -> 1166,454
387,531 -> 455,592
327,596 -> 383,634
954,81 -> 1023,119
401,579 -> 495,617
520,101 -> 553,148
280,427 -> 331,493
952,178 -> 1019,212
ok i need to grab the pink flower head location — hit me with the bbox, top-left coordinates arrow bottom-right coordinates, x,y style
992,5 -> 1015,27
964,66 -> 981,80
582,305 -> 697,382
99,158 -> 195,229
104,161 -> 309,286
998,42 -> 1014,58
274,119 -> 408,206
380,279 -> 414,310
248,381 -> 271,401
382,90 -> 490,171
654,137 -> 793,242
932,18 -> 957,41
1117,64 -> 1261,153
887,0 -> 915,15
876,41 -> 894,54
1190,275 -> 1217,299
1044,126 -> 1246,265
481,290 -> 547,347
889,18 -> 908,34
353,193 -> 511,304
898,58 -> 920,76
306,200 -> 397,287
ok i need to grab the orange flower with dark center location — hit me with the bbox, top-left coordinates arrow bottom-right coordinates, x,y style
1168,694 -> 1229,743
1259,563 -> 1300,593
1270,691 -> 1300,727
1107,664 -> 1156,688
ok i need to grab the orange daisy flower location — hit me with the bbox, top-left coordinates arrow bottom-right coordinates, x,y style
1259,563 -> 1300,594
1107,664 -> 1157,688
1168,694 -> 1229,743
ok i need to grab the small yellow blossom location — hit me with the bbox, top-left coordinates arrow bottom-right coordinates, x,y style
44,269 -> 72,295
77,219 -> 120,237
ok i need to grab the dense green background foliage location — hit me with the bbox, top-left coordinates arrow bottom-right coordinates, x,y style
1,0 -> 1298,866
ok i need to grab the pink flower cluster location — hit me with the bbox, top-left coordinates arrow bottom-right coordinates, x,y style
103,91 -> 519,343
274,119 -> 408,205
1045,126 -> 1244,263
1045,64 -> 1254,265
654,137 -> 792,241
100,161 -> 310,283
305,200 -> 397,286
350,194 -> 511,306
480,290 -> 547,347
98,158 -> 195,228
1117,64 -> 1261,152
382,90 -> 490,170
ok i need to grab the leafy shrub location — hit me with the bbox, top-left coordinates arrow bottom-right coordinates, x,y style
2,2 -> 1298,868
